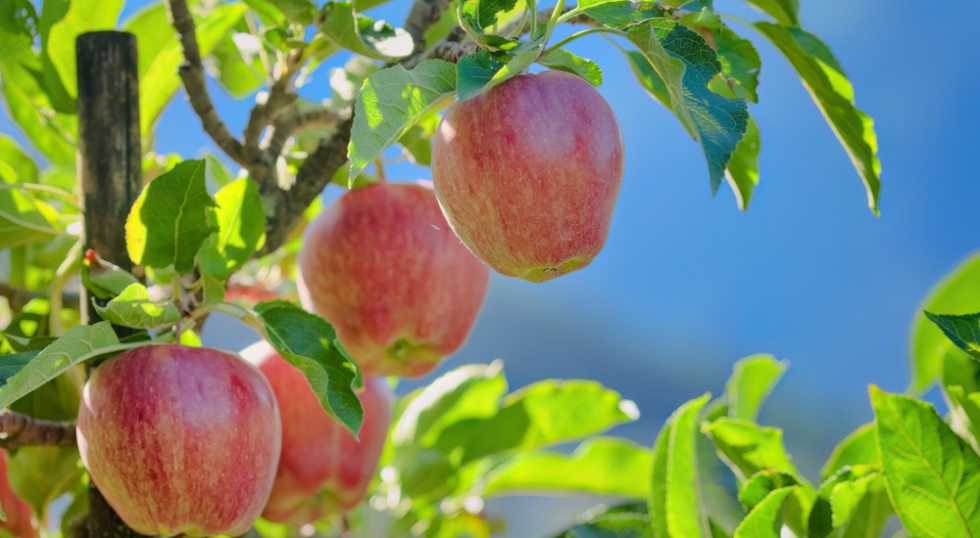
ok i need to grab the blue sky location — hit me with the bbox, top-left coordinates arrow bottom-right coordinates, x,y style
5,0 -> 980,482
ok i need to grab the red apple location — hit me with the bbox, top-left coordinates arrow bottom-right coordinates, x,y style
297,181 -> 489,378
241,341 -> 393,524
0,450 -> 36,538
76,344 -> 281,537
432,70 -> 625,282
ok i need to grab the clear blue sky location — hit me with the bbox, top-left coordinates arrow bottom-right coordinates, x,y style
6,0 -> 980,481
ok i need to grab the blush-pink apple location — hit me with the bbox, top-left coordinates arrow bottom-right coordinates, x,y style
241,341 -> 393,524
0,450 -> 35,538
432,70 -> 625,282
297,181 -> 489,378
76,344 -> 281,537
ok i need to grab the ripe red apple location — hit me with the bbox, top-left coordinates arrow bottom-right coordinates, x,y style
297,181 -> 489,378
0,450 -> 36,538
432,70 -> 625,282
76,344 -> 282,537
241,341 -> 393,524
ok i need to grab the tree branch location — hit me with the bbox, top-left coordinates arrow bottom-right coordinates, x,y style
166,0 -> 247,166
404,0 -> 454,58
0,410 -> 76,450
265,107 -> 347,160
0,283 -> 80,312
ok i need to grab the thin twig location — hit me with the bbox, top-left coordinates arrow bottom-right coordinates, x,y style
166,0 -> 247,166
0,410 -> 76,450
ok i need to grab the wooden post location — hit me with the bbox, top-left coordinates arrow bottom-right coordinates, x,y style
76,31 -> 144,538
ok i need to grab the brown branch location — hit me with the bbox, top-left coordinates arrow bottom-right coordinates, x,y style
166,0 -> 247,166
0,410 -> 76,450
265,107 -> 347,159
0,283 -> 80,311
243,49 -> 304,159
257,117 -> 353,257
404,0 -> 454,57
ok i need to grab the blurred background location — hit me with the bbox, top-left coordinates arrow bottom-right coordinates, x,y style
5,0 -> 980,535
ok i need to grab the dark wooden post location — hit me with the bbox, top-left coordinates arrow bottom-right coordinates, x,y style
76,31 -> 144,538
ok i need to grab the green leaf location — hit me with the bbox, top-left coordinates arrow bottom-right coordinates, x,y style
650,393 -> 712,538
81,251 -> 140,301
197,177 -> 266,280
910,252 -> 980,393
702,417 -> 799,482
870,386 -> 980,537
626,19 -> 749,194
391,361 -> 507,449
538,49 -> 603,87
925,312 -> 980,361
827,471 -> 892,538
0,134 -> 39,183
455,50 -> 505,101
739,470 -> 798,511
125,159 -> 218,273
8,446 -> 83,518
138,3 -> 247,135
348,59 -> 456,181
0,175 -> 65,248
0,322 -> 119,410
457,0 -> 520,50
93,283 -> 181,330
743,0 -> 799,27
210,30 -> 267,99
46,0 -> 124,99
725,353 -> 786,421
318,2 -> 413,61
456,26 -> 548,100
624,49 -> 671,108
733,486 -> 796,538
554,502 -> 652,538
947,386 -> 980,454
435,380 -> 640,463
483,437 -> 652,498
665,393 -> 712,538
709,25 -> 761,103
754,23 -> 880,215
821,423 -> 877,479
574,1 -> 665,28
724,116 -> 760,210
396,106 -> 440,166
255,301 -> 362,436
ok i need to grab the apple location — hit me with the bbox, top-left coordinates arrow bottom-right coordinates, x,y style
242,341 -> 393,524
297,181 -> 489,378
76,344 -> 282,537
0,450 -> 36,538
431,70 -> 625,282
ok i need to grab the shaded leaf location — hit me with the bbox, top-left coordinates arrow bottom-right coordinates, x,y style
925,312 -> 980,361
724,115 -> 760,210
255,301 -> 362,435
743,0 -> 799,27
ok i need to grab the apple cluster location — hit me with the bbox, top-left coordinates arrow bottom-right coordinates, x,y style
72,69 -> 623,537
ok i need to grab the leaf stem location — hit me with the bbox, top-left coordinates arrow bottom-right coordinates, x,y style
542,26 -> 625,55
543,0 -> 567,44
528,0 -> 538,36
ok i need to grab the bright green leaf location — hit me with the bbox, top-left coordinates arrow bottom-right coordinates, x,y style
725,353 -> 786,421
0,175 -> 66,248
925,311 -> 980,361
754,23 -> 880,215
733,486 -> 796,538
871,386 -> 980,537
709,25 -> 761,103
318,2 -> 413,61
743,0 -> 799,27
255,301 -> 362,435
125,159 -> 218,274
46,0 -> 124,99
827,471 -> 892,538
210,30 -> 267,99
910,252 -> 980,393
538,49 -> 603,87
0,134 -> 39,184
739,469 -> 798,511
821,423 -> 877,479
93,283 -> 181,330
484,437 -> 652,499
0,323 -> 119,410
197,177 -> 266,280
348,59 -> 456,181
138,3 -> 247,135
702,417 -> 799,482
947,386 -> 980,454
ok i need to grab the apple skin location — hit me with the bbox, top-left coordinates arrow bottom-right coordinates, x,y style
0,450 -> 36,538
76,344 -> 282,537
297,181 -> 490,378
241,341 -> 393,524
431,70 -> 625,283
